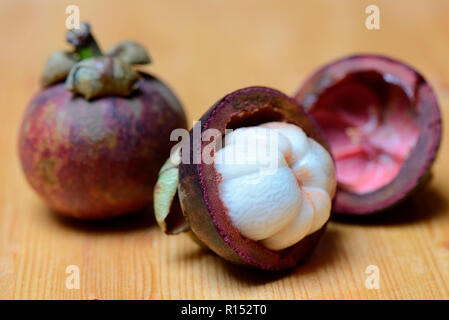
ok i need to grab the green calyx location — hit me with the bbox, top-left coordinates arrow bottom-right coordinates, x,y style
107,40 -> 151,65
41,51 -> 78,87
65,56 -> 139,100
154,145 -> 190,235
78,47 -> 96,60
41,22 -> 151,100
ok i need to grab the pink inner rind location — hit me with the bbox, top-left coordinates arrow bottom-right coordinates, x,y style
310,74 -> 419,194
295,54 -> 442,215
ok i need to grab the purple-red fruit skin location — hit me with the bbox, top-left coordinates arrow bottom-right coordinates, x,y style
178,87 -> 332,270
295,55 -> 442,215
19,74 -> 187,219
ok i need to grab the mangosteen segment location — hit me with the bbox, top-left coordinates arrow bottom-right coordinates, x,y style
174,87 -> 336,270
295,55 -> 442,215
214,122 -> 335,251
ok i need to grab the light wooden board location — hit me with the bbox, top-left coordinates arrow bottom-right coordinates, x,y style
0,0 -> 449,299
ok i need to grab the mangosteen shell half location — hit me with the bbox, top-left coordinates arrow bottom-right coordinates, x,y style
295,54 -> 442,215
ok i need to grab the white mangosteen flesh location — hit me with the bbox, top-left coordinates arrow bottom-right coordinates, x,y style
214,122 -> 336,251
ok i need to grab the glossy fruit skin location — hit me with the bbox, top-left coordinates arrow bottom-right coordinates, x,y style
177,87 -> 333,270
19,73 -> 187,219
295,55 -> 442,215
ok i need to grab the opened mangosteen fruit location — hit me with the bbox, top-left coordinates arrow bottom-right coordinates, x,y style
154,87 -> 336,270
295,55 -> 442,216
18,23 -> 187,219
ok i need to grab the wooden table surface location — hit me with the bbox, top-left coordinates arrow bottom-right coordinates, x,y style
1,0 -> 449,300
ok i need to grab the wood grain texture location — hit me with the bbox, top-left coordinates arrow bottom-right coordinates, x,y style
1,0 -> 449,299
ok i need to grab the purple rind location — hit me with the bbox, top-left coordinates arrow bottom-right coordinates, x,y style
178,86 -> 334,270
295,54 -> 442,215
19,72 -> 187,219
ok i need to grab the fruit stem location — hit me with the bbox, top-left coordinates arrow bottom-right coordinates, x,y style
66,22 -> 102,60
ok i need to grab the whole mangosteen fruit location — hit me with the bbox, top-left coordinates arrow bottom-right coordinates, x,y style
154,87 -> 336,270
295,55 -> 441,215
18,23 -> 187,219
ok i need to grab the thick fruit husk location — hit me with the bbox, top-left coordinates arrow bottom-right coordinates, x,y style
178,87 -> 332,270
295,55 -> 442,215
19,73 -> 187,219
